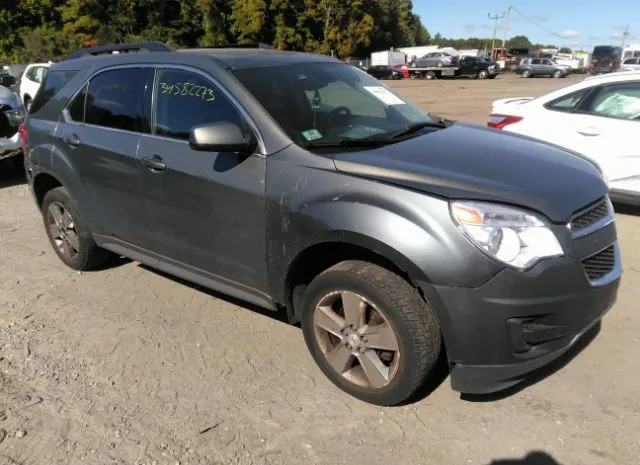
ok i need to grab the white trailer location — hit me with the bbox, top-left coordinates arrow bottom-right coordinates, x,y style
370,50 -> 406,67
623,44 -> 640,60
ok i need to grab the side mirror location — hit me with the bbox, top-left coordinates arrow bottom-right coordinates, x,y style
189,121 -> 257,154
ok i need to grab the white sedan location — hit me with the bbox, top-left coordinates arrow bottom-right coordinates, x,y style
487,70 -> 640,206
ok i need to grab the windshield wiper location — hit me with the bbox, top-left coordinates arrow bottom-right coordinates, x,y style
305,138 -> 394,149
381,120 -> 449,140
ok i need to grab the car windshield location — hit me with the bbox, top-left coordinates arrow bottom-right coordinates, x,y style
232,62 -> 436,150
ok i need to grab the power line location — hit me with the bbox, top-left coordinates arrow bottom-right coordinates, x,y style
510,6 -> 566,39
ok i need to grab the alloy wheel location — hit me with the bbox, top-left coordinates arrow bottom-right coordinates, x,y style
46,201 -> 80,261
312,291 -> 400,389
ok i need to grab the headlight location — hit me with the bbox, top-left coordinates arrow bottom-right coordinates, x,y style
4,107 -> 25,126
450,201 -> 564,269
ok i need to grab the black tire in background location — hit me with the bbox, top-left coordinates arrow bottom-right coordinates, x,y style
301,260 -> 442,406
41,186 -> 110,271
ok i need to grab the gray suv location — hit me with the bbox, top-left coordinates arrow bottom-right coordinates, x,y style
519,57 -> 571,78
23,42 -> 621,406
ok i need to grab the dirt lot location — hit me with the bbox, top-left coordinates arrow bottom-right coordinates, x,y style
1,73 -> 639,465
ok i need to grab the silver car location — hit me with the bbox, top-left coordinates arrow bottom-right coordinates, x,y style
621,57 -> 640,71
411,51 -> 456,68
0,85 -> 25,166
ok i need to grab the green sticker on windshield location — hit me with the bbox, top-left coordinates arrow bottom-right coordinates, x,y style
301,129 -> 323,141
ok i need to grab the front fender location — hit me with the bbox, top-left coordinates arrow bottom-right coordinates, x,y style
266,149 -> 503,304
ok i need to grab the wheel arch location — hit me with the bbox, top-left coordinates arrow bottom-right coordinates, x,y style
282,234 -> 429,325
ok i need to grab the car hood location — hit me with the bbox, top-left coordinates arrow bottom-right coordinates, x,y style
332,122 -> 607,223
0,86 -> 20,108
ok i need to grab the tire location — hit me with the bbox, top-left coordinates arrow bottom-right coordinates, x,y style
425,71 -> 437,80
41,186 -> 109,271
301,260 -> 442,406
23,98 -> 31,112
521,70 -> 531,78
477,69 -> 489,79
552,70 -> 562,78
436,61 -> 444,68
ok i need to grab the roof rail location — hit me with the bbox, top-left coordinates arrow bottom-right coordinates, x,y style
65,42 -> 172,61
194,43 -> 275,50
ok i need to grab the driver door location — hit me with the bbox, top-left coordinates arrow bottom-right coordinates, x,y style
137,66 -> 269,296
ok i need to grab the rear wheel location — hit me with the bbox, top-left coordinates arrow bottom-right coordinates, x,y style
521,70 -> 531,78
425,71 -> 437,80
42,187 -> 110,271
301,261 -> 442,406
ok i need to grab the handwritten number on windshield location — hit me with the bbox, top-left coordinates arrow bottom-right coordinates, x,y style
159,82 -> 216,102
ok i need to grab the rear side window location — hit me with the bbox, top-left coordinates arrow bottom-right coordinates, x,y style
67,83 -> 87,122
85,68 -> 153,133
29,69 -> 78,115
545,88 -> 590,112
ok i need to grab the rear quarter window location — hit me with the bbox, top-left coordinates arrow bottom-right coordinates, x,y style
29,69 -> 78,115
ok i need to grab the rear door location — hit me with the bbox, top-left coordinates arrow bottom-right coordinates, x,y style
55,66 -> 154,248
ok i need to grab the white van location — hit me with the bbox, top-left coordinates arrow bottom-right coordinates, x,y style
19,62 -> 51,111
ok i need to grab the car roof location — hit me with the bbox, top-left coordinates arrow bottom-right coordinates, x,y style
52,45 -> 341,72
583,70 -> 640,82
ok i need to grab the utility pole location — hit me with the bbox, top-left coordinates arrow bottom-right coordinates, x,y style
620,24 -> 631,50
488,11 -> 505,60
501,5 -> 512,51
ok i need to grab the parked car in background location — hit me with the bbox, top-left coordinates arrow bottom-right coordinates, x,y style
518,58 -> 570,78
393,64 -> 410,79
620,58 -> 640,71
488,70 -> 640,205
0,85 -> 26,167
0,70 -> 16,88
411,51 -> 457,68
365,65 -> 404,80
20,62 -> 51,111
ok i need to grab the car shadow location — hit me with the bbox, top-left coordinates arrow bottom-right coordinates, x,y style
461,321 -> 601,403
488,451 -> 562,465
138,264 -> 292,325
612,202 -> 640,216
0,158 -> 26,188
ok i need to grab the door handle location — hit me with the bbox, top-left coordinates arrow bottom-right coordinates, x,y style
577,127 -> 600,136
63,133 -> 81,147
141,155 -> 167,171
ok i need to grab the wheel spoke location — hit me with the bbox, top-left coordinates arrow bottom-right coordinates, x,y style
65,231 -> 80,252
49,205 -> 64,227
314,305 -> 345,337
62,211 -> 73,229
358,350 -> 390,388
361,323 -> 398,352
341,292 -> 365,327
48,223 -> 62,241
325,344 -> 355,374
60,237 -> 72,258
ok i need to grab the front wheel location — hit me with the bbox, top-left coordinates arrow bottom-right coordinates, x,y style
477,69 -> 489,79
301,261 -> 442,406
552,70 -> 563,78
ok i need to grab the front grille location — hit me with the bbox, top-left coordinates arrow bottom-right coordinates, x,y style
570,198 -> 610,234
582,245 -> 615,281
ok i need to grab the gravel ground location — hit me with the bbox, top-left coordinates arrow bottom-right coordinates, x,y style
1,73 -> 639,465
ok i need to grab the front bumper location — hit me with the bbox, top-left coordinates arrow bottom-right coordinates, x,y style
0,131 -> 21,158
419,236 -> 621,395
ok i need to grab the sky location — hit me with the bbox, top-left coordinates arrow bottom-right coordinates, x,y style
413,0 -> 640,51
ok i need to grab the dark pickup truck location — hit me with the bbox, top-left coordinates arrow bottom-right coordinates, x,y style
409,55 -> 500,80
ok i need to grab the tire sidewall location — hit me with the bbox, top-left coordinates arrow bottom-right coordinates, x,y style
301,269 -> 427,405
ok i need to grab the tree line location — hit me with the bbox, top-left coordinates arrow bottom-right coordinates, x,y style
0,0 -> 569,63
0,0 -> 429,61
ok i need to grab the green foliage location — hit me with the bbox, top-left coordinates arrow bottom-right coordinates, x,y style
0,1 -> 556,63
506,35 -> 532,49
559,47 -> 572,54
